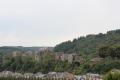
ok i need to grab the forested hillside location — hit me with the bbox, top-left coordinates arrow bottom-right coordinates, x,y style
54,29 -> 120,54
0,29 -> 120,74
0,46 -> 53,54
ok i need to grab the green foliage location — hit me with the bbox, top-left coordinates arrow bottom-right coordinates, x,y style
0,53 -> 73,74
90,58 -> 120,74
54,29 -> 120,55
0,46 -> 53,54
104,69 -> 120,80
99,45 -> 120,58
54,61 -> 72,72
1,29 -> 120,75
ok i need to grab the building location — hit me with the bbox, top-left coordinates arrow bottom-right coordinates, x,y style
86,73 -> 103,80
34,49 -> 54,62
55,53 -> 84,64
12,51 -> 22,57
55,52 -> 68,61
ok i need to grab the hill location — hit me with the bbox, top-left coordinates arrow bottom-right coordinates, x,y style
0,46 -> 53,54
54,29 -> 120,55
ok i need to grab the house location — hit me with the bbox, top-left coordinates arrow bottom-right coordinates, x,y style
12,51 -> 22,57
34,72 -> 45,78
67,53 -> 83,64
0,71 -> 14,77
74,75 -> 86,80
14,72 -> 23,78
34,49 -> 55,62
24,73 -> 34,78
86,73 -> 102,80
55,52 -> 68,61
45,72 -> 74,80
55,53 -> 84,64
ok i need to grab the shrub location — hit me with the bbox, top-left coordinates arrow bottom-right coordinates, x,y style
104,69 -> 120,80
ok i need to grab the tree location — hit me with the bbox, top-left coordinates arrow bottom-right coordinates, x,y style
104,69 -> 120,80
99,45 -> 120,58
99,46 -> 110,58
54,29 -> 120,55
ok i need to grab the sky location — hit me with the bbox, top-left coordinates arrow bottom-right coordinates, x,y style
0,0 -> 120,47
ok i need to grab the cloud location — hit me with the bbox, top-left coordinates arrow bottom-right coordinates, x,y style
0,0 -> 120,46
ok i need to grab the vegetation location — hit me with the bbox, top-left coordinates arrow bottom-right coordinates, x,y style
0,29 -> 120,76
0,46 -> 53,54
90,58 -> 120,74
0,53 -> 73,74
99,45 -> 120,58
104,69 -> 120,80
54,29 -> 120,55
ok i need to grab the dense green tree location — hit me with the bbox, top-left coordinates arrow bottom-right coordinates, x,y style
98,46 -> 110,58
99,45 -> 120,58
90,58 -> 120,74
54,29 -> 120,56
104,69 -> 120,80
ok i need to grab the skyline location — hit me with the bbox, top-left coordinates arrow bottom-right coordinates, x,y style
0,0 -> 120,46
0,28 -> 119,47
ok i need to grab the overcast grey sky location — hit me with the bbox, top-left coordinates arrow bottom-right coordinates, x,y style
0,0 -> 120,46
